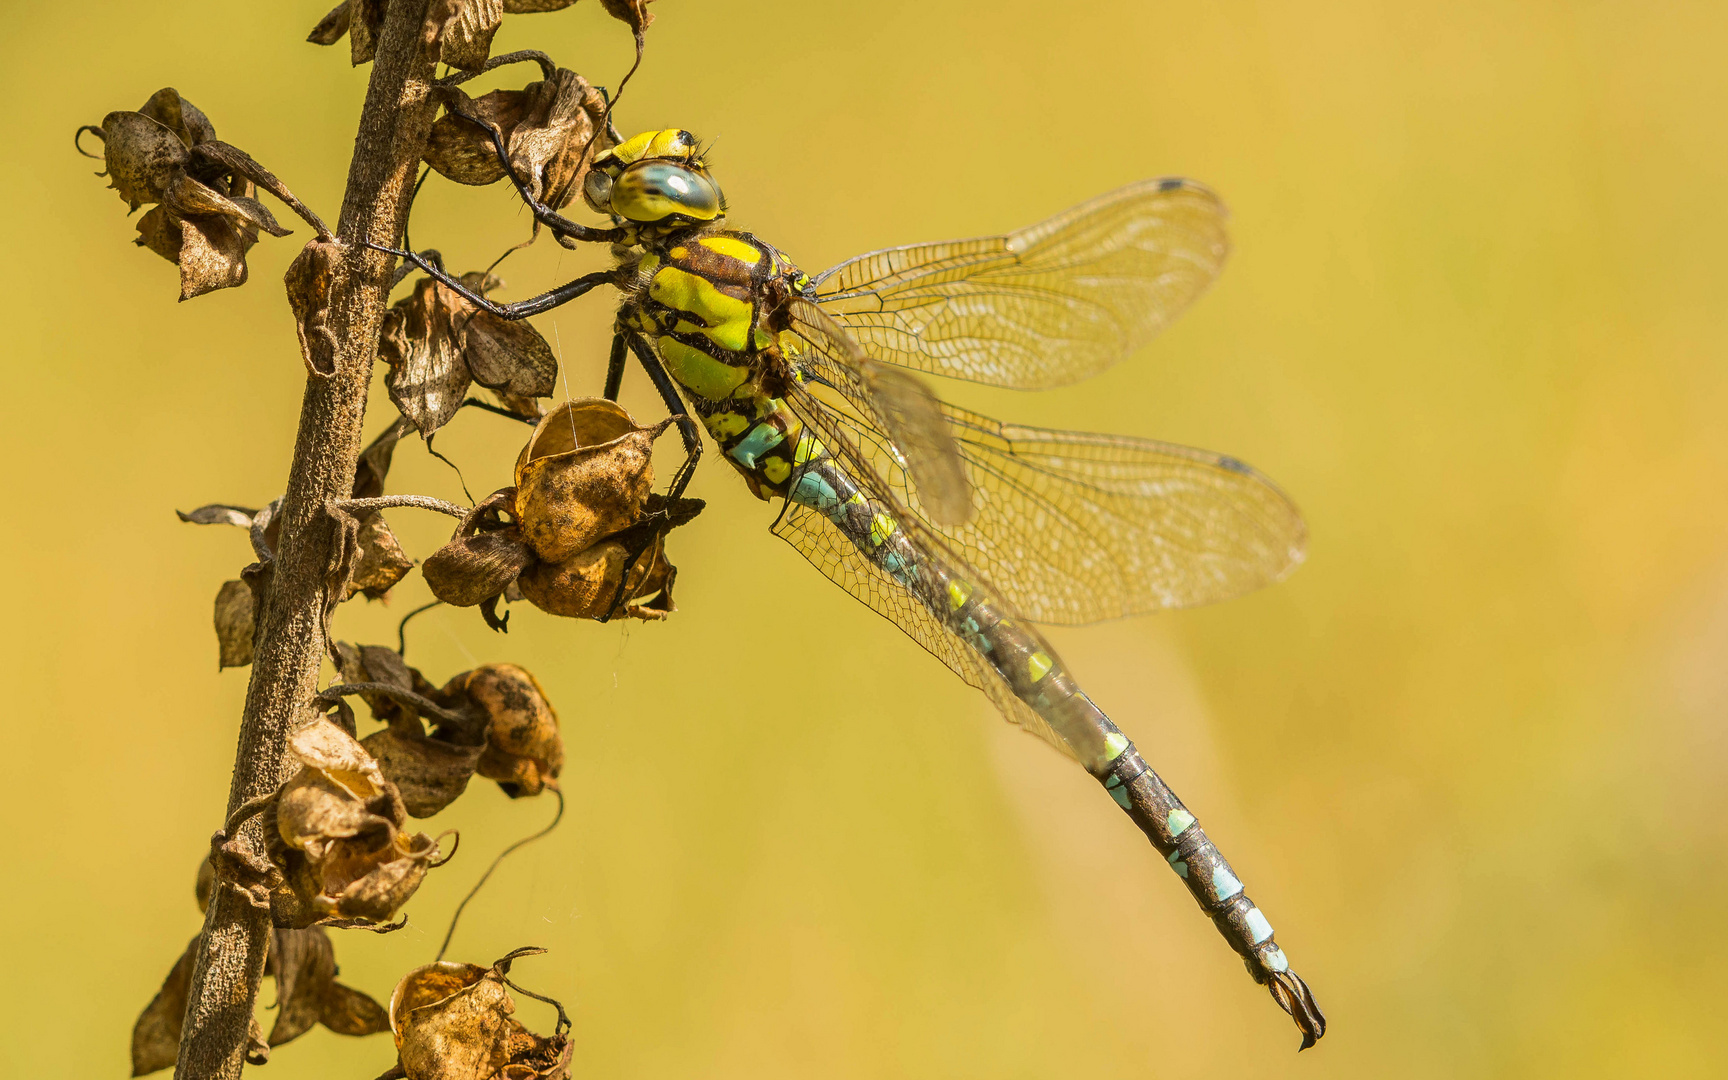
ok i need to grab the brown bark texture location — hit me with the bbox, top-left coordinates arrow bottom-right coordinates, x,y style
173,3 -> 440,1077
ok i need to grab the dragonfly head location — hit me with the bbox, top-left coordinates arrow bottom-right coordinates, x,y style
584,129 -> 724,228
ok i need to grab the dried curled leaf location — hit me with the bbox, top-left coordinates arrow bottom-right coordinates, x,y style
348,513 -> 416,600
314,0 -> 583,67
423,0 -> 504,72
388,949 -> 571,1080
285,238 -> 343,376
444,664 -> 563,797
423,71 -> 610,217
269,717 -> 447,925
513,399 -> 665,563
83,89 -> 309,300
422,490 -> 534,608
381,271 -> 557,436
214,579 -> 255,669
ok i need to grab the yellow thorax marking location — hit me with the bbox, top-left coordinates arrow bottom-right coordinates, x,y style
648,267 -> 752,353
698,235 -> 764,266
657,336 -> 747,399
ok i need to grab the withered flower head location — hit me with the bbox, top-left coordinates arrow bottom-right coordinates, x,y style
337,641 -> 488,819
514,498 -> 695,621
423,68 -> 611,225
423,490 -> 537,609
443,664 -> 563,797
513,399 -> 664,563
270,717 -> 448,925
79,89 -> 325,301
388,948 -> 571,1080
311,0 -> 585,70
381,270 -> 558,436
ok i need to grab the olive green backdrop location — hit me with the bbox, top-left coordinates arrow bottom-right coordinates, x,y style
4,1 -> 1725,1076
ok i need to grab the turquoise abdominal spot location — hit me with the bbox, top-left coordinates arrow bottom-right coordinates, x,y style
728,424 -> 784,469
1166,809 -> 1196,837
1244,908 -> 1274,945
1167,850 -> 1189,878
1211,865 -> 1244,902
791,471 -> 841,513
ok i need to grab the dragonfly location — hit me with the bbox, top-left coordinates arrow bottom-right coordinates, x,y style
380,121 -> 1325,1048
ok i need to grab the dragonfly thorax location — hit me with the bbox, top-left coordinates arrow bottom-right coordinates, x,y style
623,231 -> 810,407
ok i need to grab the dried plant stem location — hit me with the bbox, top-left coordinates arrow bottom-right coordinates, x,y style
335,494 -> 470,517
174,4 -> 440,1078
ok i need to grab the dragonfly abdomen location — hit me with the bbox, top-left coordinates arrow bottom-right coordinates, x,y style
780,448 -> 1325,1047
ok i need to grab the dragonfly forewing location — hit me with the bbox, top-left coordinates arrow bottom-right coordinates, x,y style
813,178 -> 1230,390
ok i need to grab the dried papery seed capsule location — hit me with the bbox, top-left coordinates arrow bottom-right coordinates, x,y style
387,949 -> 571,1080
442,664 -> 562,797
422,68 -> 610,216
81,89 -> 321,300
422,490 -> 536,608
270,718 -> 447,926
513,399 -> 666,563
516,535 -> 668,621
424,530 -> 537,607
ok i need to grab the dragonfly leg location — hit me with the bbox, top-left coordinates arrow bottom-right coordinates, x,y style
603,329 -> 628,401
367,243 -> 620,320
597,331 -> 703,622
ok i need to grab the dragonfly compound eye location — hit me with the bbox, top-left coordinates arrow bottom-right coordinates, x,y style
583,168 -> 614,214
610,161 -> 723,224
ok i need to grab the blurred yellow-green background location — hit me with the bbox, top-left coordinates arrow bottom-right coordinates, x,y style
5,1 -> 1726,1076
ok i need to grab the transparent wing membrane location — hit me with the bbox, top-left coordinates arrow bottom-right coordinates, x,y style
785,321 -> 1305,626
812,179 -> 1230,390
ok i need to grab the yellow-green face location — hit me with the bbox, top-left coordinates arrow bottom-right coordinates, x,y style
584,128 -> 724,227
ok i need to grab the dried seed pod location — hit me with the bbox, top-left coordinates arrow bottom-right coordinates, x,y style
425,530 -> 536,608
423,69 -> 610,218
443,664 -> 562,797
80,89 -> 313,300
422,490 -> 536,608
213,579 -> 255,669
334,641 -> 441,724
270,718 -> 447,925
388,949 -> 571,1080
517,535 -> 665,621
348,513 -> 416,600
516,493 -> 701,621
363,722 -> 487,819
381,271 -> 557,436
513,400 -> 666,563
